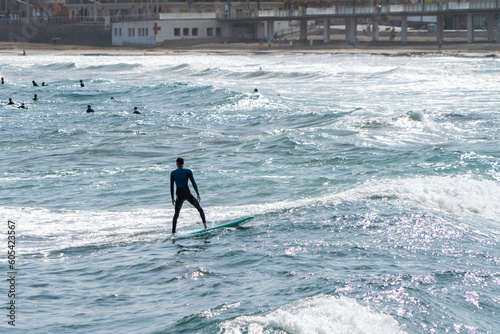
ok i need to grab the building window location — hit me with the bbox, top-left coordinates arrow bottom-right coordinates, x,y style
128,28 -> 131,37
145,28 -> 148,37
192,28 -> 198,36
114,28 -> 117,36
183,28 -> 189,36
174,28 -> 180,36
207,28 -> 213,36
119,28 -> 122,37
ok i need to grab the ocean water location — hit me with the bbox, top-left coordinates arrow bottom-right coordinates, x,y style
0,51 -> 499,333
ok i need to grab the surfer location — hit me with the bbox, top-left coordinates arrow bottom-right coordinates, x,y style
80,80 -> 85,87
1,77 -> 4,85
133,107 -> 141,114
32,80 -> 38,87
86,105 -> 94,113
8,98 -> 14,105
18,103 -> 27,109
170,157 -> 207,233
33,94 -> 38,101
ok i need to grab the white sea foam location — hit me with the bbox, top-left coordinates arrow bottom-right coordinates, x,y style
0,206 -> 169,256
219,295 -> 405,334
3,174 -> 497,256
215,175 -> 500,224
345,175 -> 500,222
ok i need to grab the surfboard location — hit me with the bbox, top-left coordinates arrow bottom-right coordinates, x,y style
175,216 -> 253,236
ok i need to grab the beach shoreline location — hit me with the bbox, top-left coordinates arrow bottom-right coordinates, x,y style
1,38 -> 500,57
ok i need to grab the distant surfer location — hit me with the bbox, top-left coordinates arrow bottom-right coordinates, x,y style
18,103 -> 27,109
7,98 -> 14,105
80,80 -> 85,87
170,157 -> 207,233
86,105 -> 94,113
1,77 -> 4,85
33,94 -> 38,101
32,80 -> 38,87
42,82 -> 48,86
133,107 -> 141,114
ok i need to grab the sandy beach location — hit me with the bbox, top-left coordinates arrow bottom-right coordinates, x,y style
2,32 -> 500,56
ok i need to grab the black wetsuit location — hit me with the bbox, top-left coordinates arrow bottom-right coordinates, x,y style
170,166 -> 206,233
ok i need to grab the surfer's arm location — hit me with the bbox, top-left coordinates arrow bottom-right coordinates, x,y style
170,171 -> 175,204
188,170 -> 200,197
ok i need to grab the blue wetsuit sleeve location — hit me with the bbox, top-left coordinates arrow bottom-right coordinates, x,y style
188,170 -> 200,196
170,171 -> 175,199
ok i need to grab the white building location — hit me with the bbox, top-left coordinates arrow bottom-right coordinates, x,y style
112,13 -> 225,46
112,12 -> 290,46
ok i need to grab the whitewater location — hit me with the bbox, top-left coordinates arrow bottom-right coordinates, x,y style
0,51 -> 499,333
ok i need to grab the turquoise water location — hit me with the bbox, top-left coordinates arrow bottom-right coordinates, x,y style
0,52 -> 499,333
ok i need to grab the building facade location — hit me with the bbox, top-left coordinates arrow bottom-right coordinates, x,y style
111,12 -> 291,45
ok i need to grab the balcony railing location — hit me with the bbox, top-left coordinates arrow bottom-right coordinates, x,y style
2,1 -> 500,25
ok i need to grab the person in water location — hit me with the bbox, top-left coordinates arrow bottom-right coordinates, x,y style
80,80 -> 85,87
8,98 -> 14,105
32,80 -> 38,87
170,157 -> 207,233
42,82 -> 48,86
1,77 -> 4,85
133,107 -> 141,114
86,105 -> 94,113
33,94 -> 38,101
18,103 -> 27,109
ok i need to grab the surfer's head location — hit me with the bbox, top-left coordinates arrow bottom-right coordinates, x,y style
176,157 -> 184,167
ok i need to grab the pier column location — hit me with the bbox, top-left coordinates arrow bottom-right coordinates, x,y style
467,14 -> 474,43
487,13 -> 495,42
347,18 -> 356,43
300,19 -> 308,41
345,18 -> 351,42
323,19 -> 330,43
372,19 -> 379,41
497,22 -> 500,43
267,20 -> 274,41
256,21 -> 264,39
436,15 -> 444,43
401,16 -> 408,44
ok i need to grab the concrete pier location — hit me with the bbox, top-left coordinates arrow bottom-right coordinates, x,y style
300,20 -> 307,41
467,14 -> 474,43
323,19 -> 330,43
219,2 -> 500,44
401,16 -> 408,44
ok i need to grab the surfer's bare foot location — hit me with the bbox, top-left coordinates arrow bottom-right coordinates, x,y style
204,223 -> 208,229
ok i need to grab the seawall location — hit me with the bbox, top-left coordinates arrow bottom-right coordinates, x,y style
0,21 -> 111,46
